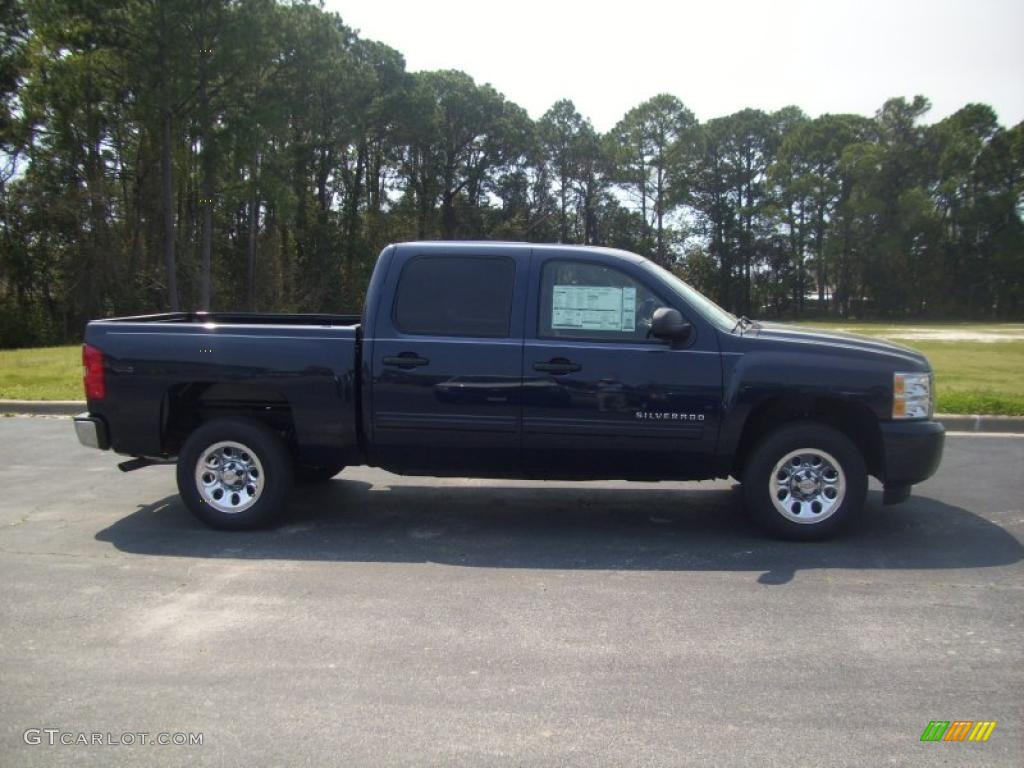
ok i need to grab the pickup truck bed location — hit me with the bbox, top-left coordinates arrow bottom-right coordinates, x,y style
83,312 -> 363,471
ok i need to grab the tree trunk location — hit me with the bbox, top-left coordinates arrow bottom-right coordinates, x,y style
160,108 -> 179,311
440,161 -> 457,239
815,204 -> 827,311
247,150 -> 259,311
156,4 -> 179,313
582,175 -> 597,245
559,170 -> 568,243
415,166 -> 430,240
655,164 -> 664,265
344,143 -> 366,308
796,206 -> 806,317
280,220 -> 292,308
716,213 -> 730,309
637,140 -> 647,240
198,44 -> 213,311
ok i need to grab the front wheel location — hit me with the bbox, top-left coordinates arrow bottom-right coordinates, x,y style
176,418 -> 293,530
741,422 -> 867,540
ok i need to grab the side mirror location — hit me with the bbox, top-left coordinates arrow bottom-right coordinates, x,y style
650,307 -> 692,347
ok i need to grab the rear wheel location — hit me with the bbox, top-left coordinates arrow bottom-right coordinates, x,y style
741,422 -> 867,540
176,418 -> 292,530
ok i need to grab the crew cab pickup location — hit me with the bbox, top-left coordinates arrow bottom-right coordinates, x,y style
74,242 -> 944,539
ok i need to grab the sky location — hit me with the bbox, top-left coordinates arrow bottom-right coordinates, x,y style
323,0 -> 1024,131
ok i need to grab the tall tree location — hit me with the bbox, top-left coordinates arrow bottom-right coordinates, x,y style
2,0 -> 1022,351
610,94 -> 699,265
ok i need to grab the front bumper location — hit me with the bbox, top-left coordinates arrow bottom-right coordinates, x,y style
73,413 -> 109,450
880,419 -> 944,487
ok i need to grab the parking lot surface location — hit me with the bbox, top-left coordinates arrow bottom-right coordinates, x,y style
0,417 -> 1021,766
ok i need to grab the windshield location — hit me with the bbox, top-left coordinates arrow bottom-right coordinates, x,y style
640,261 -> 738,331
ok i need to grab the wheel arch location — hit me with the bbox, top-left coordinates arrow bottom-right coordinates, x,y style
731,395 -> 883,480
161,382 -> 296,457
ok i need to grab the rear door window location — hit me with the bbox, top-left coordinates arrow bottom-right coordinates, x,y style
393,255 -> 516,338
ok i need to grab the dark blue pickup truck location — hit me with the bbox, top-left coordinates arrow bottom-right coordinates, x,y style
74,241 -> 944,539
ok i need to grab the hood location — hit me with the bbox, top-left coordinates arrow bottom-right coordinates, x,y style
747,323 -> 931,370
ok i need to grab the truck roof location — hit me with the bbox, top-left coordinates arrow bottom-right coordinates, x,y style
391,241 -> 648,264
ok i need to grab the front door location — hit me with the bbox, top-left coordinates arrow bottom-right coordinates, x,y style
521,252 -> 722,480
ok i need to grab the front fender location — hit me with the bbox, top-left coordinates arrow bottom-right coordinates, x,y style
717,347 -> 893,461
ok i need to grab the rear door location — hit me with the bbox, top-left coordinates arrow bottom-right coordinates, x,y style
521,250 -> 723,480
368,244 -> 528,475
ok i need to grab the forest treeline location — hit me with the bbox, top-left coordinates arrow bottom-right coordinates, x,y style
1,0 -> 1022,347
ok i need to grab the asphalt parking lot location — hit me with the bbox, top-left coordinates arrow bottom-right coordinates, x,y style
0,416 -> 1021,767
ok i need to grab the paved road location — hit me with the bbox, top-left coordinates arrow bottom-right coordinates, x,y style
0,417 -> 1021,767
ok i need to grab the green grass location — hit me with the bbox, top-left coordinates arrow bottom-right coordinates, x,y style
2,325 -> 1023,414
0,345 -> 82,400
795,321 -> 1024,338
797,322 -> 1024,415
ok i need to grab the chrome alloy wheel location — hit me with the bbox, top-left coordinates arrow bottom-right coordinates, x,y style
194,441 -> 264,514
769,448 -> 846,524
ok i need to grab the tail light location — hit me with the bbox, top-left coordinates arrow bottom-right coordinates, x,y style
82,344 -> 106,400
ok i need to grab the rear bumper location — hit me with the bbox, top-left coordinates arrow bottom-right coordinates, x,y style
880,419 -> 944,486
73,413 -> 109,450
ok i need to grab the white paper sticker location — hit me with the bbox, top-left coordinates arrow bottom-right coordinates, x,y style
552,285 -> 637,332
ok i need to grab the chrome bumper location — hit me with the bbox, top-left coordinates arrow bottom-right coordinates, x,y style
74,413 -> 109,450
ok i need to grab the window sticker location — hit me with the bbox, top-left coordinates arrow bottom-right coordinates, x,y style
552,285 -> 637,332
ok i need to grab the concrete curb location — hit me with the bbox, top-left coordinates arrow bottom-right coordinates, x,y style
3,399 -> 1023,433
1,400 -> 85,416
935,414 -> 1024,433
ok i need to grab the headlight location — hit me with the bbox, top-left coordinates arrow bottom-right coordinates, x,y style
893,372 -> 932,419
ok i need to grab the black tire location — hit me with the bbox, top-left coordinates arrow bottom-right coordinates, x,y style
295,460 -> 346,484
176,417 -> 293,530
741,422 -> 867,541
